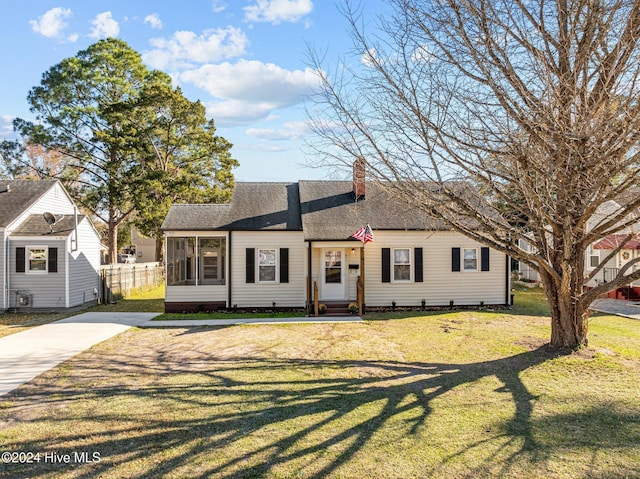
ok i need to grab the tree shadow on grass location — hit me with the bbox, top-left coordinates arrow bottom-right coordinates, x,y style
1,345 -> 637,478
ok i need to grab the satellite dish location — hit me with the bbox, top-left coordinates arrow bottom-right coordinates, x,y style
43,212 -> 57,225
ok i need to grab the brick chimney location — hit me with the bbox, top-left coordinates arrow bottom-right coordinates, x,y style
352,158 -> 366,199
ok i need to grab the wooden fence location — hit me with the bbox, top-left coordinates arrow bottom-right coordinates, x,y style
100,262 -> 164,304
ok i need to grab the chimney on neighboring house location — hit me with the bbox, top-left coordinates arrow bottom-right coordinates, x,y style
353,157 -> 366,200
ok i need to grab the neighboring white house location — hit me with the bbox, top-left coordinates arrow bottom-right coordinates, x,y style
0,179 -> 101,312
161,162 -> 511,313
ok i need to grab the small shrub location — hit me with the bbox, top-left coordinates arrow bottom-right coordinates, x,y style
318,304 -> 327,314
348,303 -> 359,314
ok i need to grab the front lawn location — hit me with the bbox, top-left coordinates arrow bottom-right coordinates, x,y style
1,288 -> 639,478
0,285 -> 166,339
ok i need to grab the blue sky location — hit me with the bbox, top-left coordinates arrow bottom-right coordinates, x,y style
0,1 -> 381,181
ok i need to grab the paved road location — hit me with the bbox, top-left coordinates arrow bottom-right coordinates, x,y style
590,298 -> 640,320
0,312 -> 363,396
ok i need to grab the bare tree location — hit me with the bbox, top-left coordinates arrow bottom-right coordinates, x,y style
308,0 -> 640,348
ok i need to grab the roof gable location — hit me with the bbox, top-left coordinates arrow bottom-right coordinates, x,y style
0,180 -> 58,228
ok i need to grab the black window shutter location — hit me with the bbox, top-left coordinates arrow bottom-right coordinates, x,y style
481,247 -> 490,271
246,248 -> 255,283
48,248 -> 58,273
16,247 -> 25,273
382,248 -> 391,283
414,247 -> 423,282
280,248 -> 289,283
452,247 -> 461,272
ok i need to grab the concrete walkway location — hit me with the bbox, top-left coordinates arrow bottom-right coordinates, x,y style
0,312 -> 159,396
590,298 -> 640,320
0,312 -> 363,396
147,316 -> 364,327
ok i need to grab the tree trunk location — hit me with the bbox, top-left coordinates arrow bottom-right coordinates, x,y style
540,259 -> 589,349
155,235 -> 164,263
108,213 -> 118,265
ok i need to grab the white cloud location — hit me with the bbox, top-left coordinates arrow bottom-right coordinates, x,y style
246,121 -> 311,141
30,7 -> 72,38
89,12 -> 120,39
143,27 -> 248,70
361,48 -> 379,68
205,100 -> 276,125
181,60 -> 320,106
211,1 -> 227,13
244,0 -> 313,24
0,115 -> 18,139
68,33 -> 79,43
186,61 -> 321,125
144,13 -> 163,30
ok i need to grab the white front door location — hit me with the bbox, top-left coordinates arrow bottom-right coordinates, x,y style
321,249 -> 346,300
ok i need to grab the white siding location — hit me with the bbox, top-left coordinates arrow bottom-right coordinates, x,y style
0,230 -> 6,310
231,231 -> 307,308
8,239 -> 67,309
165,285 -> 227,303
68,217 -> 101,307
341,231 -> 508,306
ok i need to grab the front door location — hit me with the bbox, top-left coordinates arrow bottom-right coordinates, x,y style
321,249 -> 346,300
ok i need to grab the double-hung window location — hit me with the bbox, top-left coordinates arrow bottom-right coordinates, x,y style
588,245 -> 600,268
28,247 -> 48,273
393,248 -> 411,281
463,248 -> 478,271
258,249 -> 277,282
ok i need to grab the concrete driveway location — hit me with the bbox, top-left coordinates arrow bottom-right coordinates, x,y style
0,312 -> 363,396
0,312 -> 159,396
590,298 -> 640,320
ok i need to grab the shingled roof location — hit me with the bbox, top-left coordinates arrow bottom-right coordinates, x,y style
161,183 -> 302,231
0,180 -> 58,228
11,214 -> 86,236
298,181 -> 445,240
162,180 -> 447,238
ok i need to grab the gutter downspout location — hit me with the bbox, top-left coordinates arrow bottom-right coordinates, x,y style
65,235 -> 70,308
307,241 -> 312,314
2,230 -> 7,310
228,231 -> 232,309
506,253 -> 511,305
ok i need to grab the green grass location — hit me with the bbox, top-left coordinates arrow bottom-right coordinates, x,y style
90,284 -> 165,313
0,284 -> 166,339
1,288 -> 639,478
155,310 -> 307,320
0,311 -> 73,339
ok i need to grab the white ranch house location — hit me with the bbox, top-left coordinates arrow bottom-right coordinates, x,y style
161,162 -> 511,314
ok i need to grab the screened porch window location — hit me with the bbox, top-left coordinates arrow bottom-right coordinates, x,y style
166,236 -> 226,286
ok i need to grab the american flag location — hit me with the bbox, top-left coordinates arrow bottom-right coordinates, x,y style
351,224 -> 374,244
